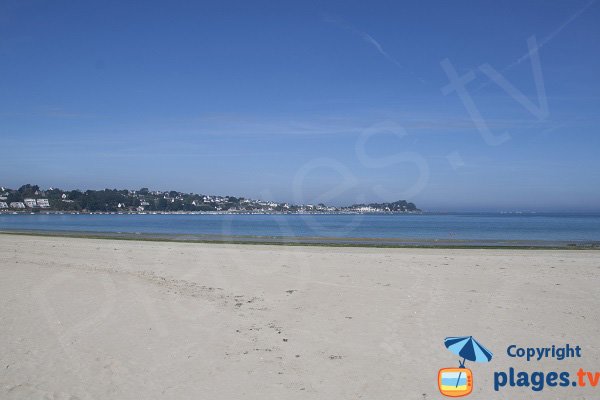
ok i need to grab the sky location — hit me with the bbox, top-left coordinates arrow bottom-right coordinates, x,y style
1,0 -> 599,211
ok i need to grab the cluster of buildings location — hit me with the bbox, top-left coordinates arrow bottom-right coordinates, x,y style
0,198 -> 51,210
0,186 -> 51,210
128,189 -> 289,212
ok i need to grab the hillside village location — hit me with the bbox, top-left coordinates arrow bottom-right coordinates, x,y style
0,184 -> 420,214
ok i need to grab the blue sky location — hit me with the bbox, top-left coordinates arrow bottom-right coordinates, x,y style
1,0 -> 599,211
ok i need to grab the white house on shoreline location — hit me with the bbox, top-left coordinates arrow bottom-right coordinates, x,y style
24,198 -> 37,208
21,198 -> 51,208
37,199 -> 50,208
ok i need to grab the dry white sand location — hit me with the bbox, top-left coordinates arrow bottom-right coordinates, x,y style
1,234 -> 599,399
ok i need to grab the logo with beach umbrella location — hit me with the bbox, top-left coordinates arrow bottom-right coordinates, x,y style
438,336 -> 493,397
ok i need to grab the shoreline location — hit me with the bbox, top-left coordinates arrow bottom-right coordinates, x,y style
2,210 -> 599,215
2,229 -> 599,250
0,210 -> 422,216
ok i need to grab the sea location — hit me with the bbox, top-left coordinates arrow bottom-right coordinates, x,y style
1,213 -> 600,244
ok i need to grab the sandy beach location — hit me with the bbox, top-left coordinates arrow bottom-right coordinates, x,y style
1,234 -> 599,399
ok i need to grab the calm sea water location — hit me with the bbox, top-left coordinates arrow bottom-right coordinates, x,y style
1,213 -> 600,242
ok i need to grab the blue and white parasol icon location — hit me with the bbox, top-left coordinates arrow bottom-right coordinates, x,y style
444,336 -> 493,387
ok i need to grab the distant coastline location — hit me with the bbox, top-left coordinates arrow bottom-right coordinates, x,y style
0,184 -> 419,214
